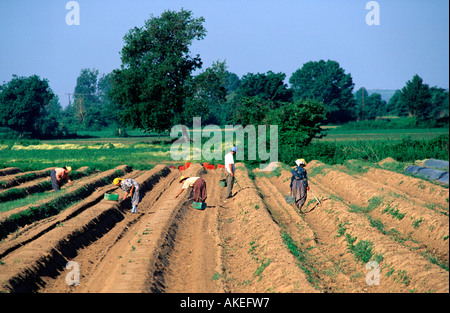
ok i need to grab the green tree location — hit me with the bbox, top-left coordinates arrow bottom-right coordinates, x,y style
71,68 -> 108,130
109,9 -> 207,132
386,90 -> 408,116
184,60 -> 228,125
429,87 -> 449,120
400,74 -> 432,122
229,71 -> 292,127
98,73 -> 125,134
354,87 -> 369,120
236,71 -> 292,106
0,75 -> 54,137
266,99 -> 327,164
225,71 -> 240,94
289,60 -> 355,124
368,93 -> 387,119
34,95 -> 67,138
354,90 -> 387,120
232,96 -> 271,126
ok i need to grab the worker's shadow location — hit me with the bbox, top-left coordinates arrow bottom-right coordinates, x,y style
299,197 -> 330,214
116,196 -> 133,213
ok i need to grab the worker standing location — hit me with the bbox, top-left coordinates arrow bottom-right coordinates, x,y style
290,159 -> 310,212
175,176 -> 207,203
224,146 -> 237,200
51,166 -> 73,191
113,178 -> 141,213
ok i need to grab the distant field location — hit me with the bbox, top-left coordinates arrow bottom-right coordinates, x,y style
318,128 -> 448,142
72,126 -> 449,143
1,127 -> 448,172
0,140 -> 175,171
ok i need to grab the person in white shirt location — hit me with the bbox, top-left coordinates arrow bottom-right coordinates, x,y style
224,146 -> 236,199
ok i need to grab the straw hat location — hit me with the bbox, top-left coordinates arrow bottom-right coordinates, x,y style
179,176 -> 188,183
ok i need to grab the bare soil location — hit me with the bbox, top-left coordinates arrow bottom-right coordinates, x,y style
0,160 -> 448,293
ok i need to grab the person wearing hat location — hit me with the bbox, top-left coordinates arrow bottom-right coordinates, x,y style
113,177 -> 141,213
224,146 -> 237,200
51,166 -> 73,191
290,159 -> 310,211
175,176 -> 207,203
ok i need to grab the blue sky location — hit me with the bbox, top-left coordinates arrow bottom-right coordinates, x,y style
1,0 -> 448,107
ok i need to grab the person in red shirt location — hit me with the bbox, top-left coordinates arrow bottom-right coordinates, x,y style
51,166 -> 73,191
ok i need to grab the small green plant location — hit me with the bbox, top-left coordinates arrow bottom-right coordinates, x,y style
368,216 -> 385,233
212,272 -> 221,281
349,196 -> 383,214
337,221 -> 350,237
382,203 -> 406,220
248,241 -> 259,254
394,270 -> 410,286
280,232 -> 319,288
352,240 -> 374,264
345,233 -> 358,250
385,267 -> 395,277
253,258 -> 272,281
412,218 -> 423,228
367,196 -> 383,211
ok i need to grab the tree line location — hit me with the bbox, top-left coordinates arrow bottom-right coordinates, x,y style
0,9 -> 448,141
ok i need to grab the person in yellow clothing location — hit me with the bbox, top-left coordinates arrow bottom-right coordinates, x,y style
51,166 -> 73,191
175,176 -> 207,202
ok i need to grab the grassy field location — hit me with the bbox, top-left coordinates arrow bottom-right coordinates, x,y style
0,140 -> 174,171
0,126 -> 448,172
319,127 -> 448,142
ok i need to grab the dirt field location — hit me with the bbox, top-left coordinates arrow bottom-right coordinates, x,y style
0,160 -> 448,293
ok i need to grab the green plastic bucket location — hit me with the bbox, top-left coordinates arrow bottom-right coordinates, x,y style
219,179 -> 227,187
104,193 -> 119,201
192,202 -> 206,210
285,195 -> 295,205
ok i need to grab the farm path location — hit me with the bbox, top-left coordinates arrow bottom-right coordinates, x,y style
163,170 -> 224,293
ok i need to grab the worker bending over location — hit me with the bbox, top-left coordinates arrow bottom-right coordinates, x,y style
51,166 -> 73,191
175,176 -> 207,203
113,177 -> 141,213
